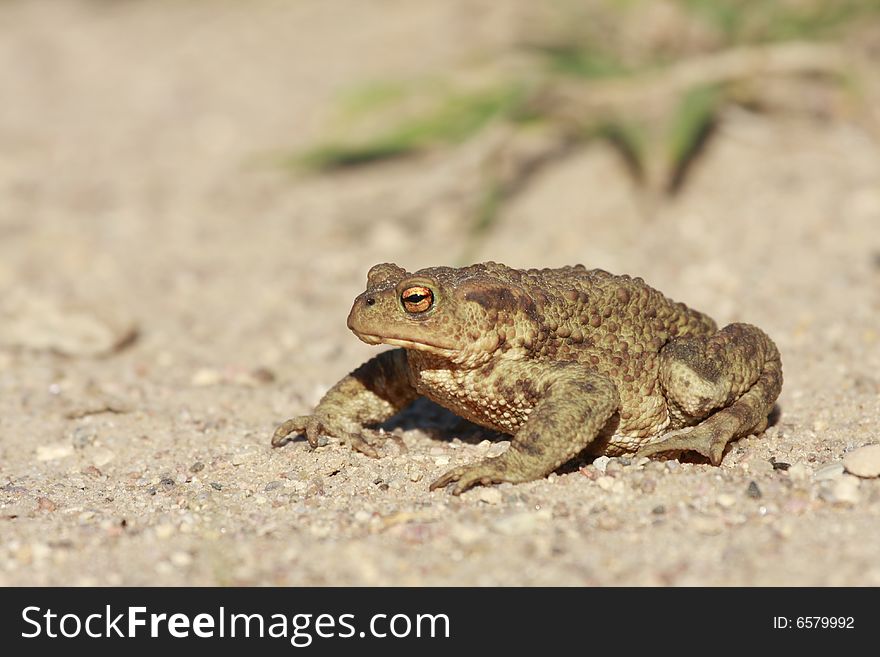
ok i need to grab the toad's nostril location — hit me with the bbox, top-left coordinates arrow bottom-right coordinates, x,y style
366,297 -> 376,306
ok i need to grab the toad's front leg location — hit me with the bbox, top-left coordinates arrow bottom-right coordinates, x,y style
430,363 -> 619,494
271,348 -> 419,457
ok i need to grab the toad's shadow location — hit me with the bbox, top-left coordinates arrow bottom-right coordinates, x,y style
381,397 -> 505,445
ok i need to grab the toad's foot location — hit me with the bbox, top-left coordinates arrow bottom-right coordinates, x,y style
635,423 -> 729,465
429,456 -> 531,495
271,414 -> 390,458
636,413 -> 769,465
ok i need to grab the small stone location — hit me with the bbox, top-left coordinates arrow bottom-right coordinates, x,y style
264,481 -> 282,492
91,448 -> 115,467
692,517 -> 724,535
210,482 -> 223,491
486,443 -> 507,458
36,443 -> 74,461
813,462 -> 844,481
354,510 -> 372,523
843,444 -> 880,478
665,460 -> 680,472
476,488 -> 502,505
433,456 -> 450,466
746,459 -> 774,476
409,470 -> 423,483
638,478 -> 656,493
36,497 -> 57,512
770,460 -> 791,471
597,515 -> 621,530
605,460 -> 623,475
592,456 -> 611,473
652,505 -> 666,515
190,461 -> 205,473
821,474 -> 861,505
596,476 -> 615,491
191,368 -> 222,387
747,481 -> 762,499
717,493 -> 736,509
786,463 -> 811,482
579,466 -> 599,480
170,551 -> 192,567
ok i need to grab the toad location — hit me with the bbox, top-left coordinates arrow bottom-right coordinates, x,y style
272,262 -> 782,494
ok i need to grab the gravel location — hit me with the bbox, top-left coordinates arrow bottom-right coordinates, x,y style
2,0 -> 880,587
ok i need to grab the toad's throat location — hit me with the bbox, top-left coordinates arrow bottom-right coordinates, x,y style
355,332 -> 457,356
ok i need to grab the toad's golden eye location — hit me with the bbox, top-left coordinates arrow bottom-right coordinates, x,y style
401,286 -> 434,313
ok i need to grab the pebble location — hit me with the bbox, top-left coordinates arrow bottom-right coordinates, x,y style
210,482 -> 223,491
486,443 -> 507,458
409,470 -> 423,483
786,463 -> 811,482
170,551 -> 192,567
604,460 -> 623,475
36,443 -> 74,461
746,459 -> 775,476
692,517 -> 724,535
36,497 -> 57,512
476,488 -> 502,505
592,456 -> 610,473
821,475 -> 861,505
596,477 -> 615,491
91,448 -> 115,467
190,461 -> 205,473
813,462 -> 844,481
433,456 -> 450,466
716,493 -> 736,508
843,444 -> 880,478
747,481 -> 762,499
264,481 -> 282,492
191,368 -> 222,387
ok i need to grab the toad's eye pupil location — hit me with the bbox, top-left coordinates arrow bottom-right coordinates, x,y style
401,286 -> 433,312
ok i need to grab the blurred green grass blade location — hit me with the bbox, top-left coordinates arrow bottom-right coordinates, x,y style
535,44 -> 633,79
667,84 -> 722,191
294,84 -> 528,171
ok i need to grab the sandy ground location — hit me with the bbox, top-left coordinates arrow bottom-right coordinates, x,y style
1,0 -> 879,586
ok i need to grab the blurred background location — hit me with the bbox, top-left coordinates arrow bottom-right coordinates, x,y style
1,0 -> 879,585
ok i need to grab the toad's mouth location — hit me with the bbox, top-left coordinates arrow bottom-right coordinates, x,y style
355,332 -> 458,357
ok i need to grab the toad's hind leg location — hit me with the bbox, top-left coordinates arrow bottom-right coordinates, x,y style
637,323 -> 782,464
